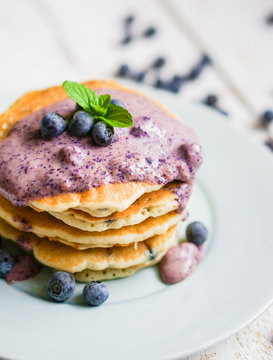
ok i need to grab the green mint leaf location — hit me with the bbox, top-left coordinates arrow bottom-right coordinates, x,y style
62,81 -> 99,113
90,94 -> 111,116
95,104 -> 133,128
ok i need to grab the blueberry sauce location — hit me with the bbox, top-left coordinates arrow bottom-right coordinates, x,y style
5,254 -> 41,284
0,89 -> 202,206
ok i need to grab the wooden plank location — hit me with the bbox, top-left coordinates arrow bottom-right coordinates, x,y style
166,0 -> 273,117
0,0 -> 79,96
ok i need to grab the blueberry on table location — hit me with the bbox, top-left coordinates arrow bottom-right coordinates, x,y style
186,221 -> 208,246
0,249 -> 14,277
152,57 -> 166,69
40,112 -> 66,139
68,110 -> 94,137
125,15 -> 134,24
47,271 -> 75,302
82,281 -> 109,306
204,94 -> 218,107
261,110 -> 273,125
121,34 -> 132,45
110,99 -> 126,109
92,122 -> 115,147
143,26 -> 157,38
117,64 -> 130,77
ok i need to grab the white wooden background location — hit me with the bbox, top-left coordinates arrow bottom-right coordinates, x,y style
0,0 -> 273,359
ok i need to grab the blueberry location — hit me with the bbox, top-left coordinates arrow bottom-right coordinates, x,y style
186,222 -> 208,246
68,111 -> 94,137
47,271 -> 75,302
121,34 -> 132,45
117,64 -> 130,77
125,15 -> 134,24
204,94 -> 218,106
82,281 -> 109,306
0,249 -> 14,277
110,99 -> 126,109
92,122 -> 115,147
135,71 -> 146,82
154,78 -> 165,89
143,26 -> 156,38
40,112 -> 66,139
266,13 -> 273,25
170,76 -> 184,93
261,110 -> 273,125
265,139 -> 273,152
152,57 -> 166,69
200,53 -> 212,66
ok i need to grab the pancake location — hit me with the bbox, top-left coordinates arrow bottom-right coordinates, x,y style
0,194 -> 182,247
0,80 -> 176,215
0,217 -> 178,280
48,182 -> 185,232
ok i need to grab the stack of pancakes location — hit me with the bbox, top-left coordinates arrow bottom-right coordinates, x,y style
0,81 -> 195,281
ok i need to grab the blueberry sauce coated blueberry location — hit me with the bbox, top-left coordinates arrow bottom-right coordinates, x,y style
186,222 -> 208,246
68,110 -> 94,137
110,98 -> 126,109
261,110 -> 273,125
82,281 -> 109,306
40,112 -> 66,139
92,122 -> 115,147
0,249 -> 14,277
47,271 -> 75,302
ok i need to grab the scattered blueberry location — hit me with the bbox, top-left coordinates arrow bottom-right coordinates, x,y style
82,281 -> 109,306
204,94 -> 218,107
143,26 -> 157,38
47,271 -> 75,302
265,139 -> 273,152
152,57 -> 166,69
110,99 -> 126,109
154,78 -> 165,89
200,53 -> 212,66
186,222 -> 208,246
121,34 -> 132,45
266,13 -> 273,25
136,71 -> 146,82
125,15 -> 134,24
40,112 -> 66,139
117,64 -> 130,77
92,122 -> 115,147
261,110 -> 273,125
68,111 -> 94,137
171,76 -> 184,92
0,249 -> 14,277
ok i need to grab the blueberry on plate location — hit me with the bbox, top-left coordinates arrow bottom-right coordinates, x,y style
68,110 -> 94,137
110,98 -> 126,109
40,112 -> 66,139
47,271 -> 75,302
92,122 -> 115,147
82,281 -> 109,306
186,221 -> 208,246
0,249 -> 15,277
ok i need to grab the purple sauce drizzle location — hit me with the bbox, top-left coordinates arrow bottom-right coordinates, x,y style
5,254 -> 41,284
159,242 -> 203,284
0,89 -> 202,206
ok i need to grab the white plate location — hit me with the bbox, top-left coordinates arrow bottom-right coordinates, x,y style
0,85 -> 273,360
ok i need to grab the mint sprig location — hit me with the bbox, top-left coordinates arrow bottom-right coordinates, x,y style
63,81 -> 133,128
